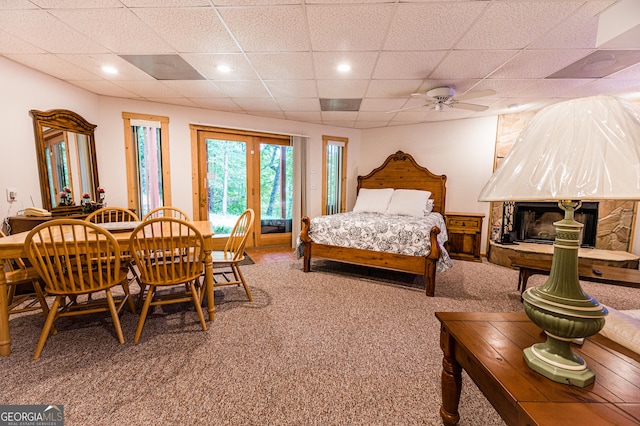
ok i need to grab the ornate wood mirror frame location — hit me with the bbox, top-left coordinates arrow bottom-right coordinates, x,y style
30,109 -> 100,213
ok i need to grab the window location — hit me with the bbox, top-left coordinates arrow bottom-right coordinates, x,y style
322,135 -> 348,215
122,113 -> 171,217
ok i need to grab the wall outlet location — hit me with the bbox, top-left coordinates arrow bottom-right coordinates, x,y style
6,188 -> 17,202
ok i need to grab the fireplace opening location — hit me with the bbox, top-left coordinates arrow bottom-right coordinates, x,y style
513,202 -> 598,248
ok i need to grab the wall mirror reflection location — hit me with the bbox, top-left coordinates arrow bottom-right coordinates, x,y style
30,109 -> 100,212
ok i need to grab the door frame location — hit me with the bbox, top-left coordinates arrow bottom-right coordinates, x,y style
190,124 -> 292,247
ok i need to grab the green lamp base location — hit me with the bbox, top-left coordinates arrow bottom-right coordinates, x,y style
523,341 -> 595,387
521,201 -> 607,388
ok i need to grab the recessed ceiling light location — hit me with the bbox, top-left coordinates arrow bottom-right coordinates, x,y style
337,64 -> 351,73
217,65 -> 232,73
102,65 -> 118,75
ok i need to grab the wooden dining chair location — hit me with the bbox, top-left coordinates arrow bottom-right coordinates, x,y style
129,217 -> 207,343
85,206 -> 140,223
85,206 -> 142,294
25,219 -> 137,359
210,208 -> 255,301
142,206 -> 191,222
1,230 -> 50,319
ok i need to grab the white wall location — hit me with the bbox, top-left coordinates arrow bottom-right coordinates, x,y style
0,57 -> 100,222
361,117 -> 499,254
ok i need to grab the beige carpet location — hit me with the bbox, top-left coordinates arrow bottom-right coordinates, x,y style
2,258 -> 639,425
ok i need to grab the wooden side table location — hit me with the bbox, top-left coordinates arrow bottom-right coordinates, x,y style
436,311 -> 640,426
444,212 -> 484,262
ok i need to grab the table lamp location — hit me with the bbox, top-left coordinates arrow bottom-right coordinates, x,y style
478,95 -> 640,387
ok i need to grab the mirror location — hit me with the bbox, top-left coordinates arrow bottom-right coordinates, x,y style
30,109 -> 99,213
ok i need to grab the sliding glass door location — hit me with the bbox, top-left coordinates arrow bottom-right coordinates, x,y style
196,130 -> 292,247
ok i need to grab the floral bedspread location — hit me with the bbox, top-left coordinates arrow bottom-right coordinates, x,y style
296,212 -> 453,272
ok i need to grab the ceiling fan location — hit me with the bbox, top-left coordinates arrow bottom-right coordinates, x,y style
388,87 -> 496,113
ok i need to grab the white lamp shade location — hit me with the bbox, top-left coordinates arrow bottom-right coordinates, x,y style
478,96 -> 640,201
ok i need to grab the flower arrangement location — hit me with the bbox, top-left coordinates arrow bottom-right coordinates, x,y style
81,187 -> 106,213
59,186 -> 73,206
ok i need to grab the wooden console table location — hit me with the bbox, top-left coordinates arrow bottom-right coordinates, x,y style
511,257 -> 640,294
437,312 -> 640,426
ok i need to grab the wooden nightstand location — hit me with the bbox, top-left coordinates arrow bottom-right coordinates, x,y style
445,212 -> 484,262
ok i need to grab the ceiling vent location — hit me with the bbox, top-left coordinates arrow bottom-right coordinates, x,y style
320,98 -> 362,112
120,54 -> 205,80
547,50 -> 640,79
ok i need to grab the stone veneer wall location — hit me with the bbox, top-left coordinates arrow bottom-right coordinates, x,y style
488,111 -> 638,253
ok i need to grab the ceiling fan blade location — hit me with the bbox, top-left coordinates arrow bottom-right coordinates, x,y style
453,89 -> 496,101
410,93 -> 430,99
452,102 -> 489,111
386,104 -> 429,113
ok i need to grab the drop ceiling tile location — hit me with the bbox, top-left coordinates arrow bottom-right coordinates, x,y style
384,2 -> 487,51
110,80 -> 183,98
365,80 -> 423,98
277,98 -> 321,111
0,31 -> 44,54
321,111 -> 358,121
182,53 -> 260,80
605,61 -> 640,80
263,80 -> 318,98
359,98 -> 407,113
321,120 -> 356,128
430,50 -> 519,79
457,1 -> 580,50
232,97 -> 281,111
132,8 -> 240,54
356,111 -> 396,122
214,80 -> 272,97
190,97 -> 243,111
354,121 -> 390,130
307,3 -> 393,51
373,51 -> 447,80
0,10 -> 109,54
161,80 -> 226,97
6,53 -> 101,80
146,97 -> 200,108
472,79 -> 538,97
218,6 -> 310,52
57,54 -> 156,81
247,52 -> 315,80
565,78 -> 640,98
490,49 -> 594,79
316,79 -> 369,98
214,0 -> 302,5
313,51 -> 378,79
0,1 -> 38,9
30,0 -> 123,7
284,111 -> 322,122
245,110 -> 287,120
510,78 -> 596,98
530,1 -> 615,49
121,0 -> 210,6
49,8 -> 175,53
68,80 -> 142,98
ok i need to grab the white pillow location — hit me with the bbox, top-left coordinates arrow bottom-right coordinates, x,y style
425,199 -> 435,215
385,189 -> 432,217
352,188 -> 394,214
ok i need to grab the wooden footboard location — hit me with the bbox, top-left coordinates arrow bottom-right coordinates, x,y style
300,216 -> 442,296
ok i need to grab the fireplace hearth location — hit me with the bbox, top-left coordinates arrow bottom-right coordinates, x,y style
512,202 -> 598,247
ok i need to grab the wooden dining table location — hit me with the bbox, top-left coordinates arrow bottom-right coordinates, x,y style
0,219 -> 216,356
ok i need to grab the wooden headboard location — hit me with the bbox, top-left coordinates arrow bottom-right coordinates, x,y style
357,151 -> 447,214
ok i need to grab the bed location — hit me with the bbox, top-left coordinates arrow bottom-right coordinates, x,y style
298,150 -> 451,296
